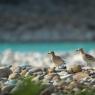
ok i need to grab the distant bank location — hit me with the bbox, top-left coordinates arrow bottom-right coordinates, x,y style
0,31 -> 94,43
0,0 -> 95,42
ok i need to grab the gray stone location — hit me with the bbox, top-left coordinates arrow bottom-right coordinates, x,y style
0,67 -> 12,78
1,85 -> 15,94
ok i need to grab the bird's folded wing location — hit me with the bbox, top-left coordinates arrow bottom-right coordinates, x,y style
85,53 -> 95,60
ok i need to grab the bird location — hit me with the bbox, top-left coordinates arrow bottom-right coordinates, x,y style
48,51 -> 65,68
76,48 -> 95,64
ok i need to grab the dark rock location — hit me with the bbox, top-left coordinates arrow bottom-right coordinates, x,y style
0,93 -> 10,95
0,67 -> 12,78
40,86 -> 54,95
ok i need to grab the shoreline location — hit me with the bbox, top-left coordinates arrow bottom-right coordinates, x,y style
0,49 -> 95,95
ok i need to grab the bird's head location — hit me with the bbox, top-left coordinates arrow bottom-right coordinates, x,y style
76,48 -> 84,54
48,51 -> 55,55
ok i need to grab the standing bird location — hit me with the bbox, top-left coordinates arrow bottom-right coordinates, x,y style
76,48 -> 95,65
48,51 -> 65,68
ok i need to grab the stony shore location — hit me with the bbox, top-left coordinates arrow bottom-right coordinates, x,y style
0,49 -> 95,95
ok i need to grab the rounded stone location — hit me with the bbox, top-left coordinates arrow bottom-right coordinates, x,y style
8,73 -> 20,80
67,64 -> 82,73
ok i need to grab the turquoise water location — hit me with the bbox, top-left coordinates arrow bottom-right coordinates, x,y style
0,42 -> 95,52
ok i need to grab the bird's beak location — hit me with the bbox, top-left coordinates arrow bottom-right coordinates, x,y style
75,49 -> 79,52
48,52 -> 51,54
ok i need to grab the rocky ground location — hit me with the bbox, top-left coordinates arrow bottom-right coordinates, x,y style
0,49 -> 95,95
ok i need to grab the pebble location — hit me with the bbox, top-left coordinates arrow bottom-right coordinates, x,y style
20,69 -> 27,76
8,73 -> 20,80
67,64 -> 82,73
0,67 -> 12,78
73,72 -> 89,82
1,85 -> 15,94
4,80 -> 17,86
60,74 -> 73,80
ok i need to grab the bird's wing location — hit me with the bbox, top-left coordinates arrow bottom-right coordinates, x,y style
85,53 -> 95,60
56,56 -> 64,62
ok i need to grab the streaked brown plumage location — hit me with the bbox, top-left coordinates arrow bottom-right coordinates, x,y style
48,51 -> 64,67
76,48 -> 95,64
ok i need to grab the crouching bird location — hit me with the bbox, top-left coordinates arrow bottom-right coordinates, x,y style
76,48 -> 95,65
48,51 -> 65,68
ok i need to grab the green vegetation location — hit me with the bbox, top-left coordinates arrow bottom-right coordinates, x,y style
75,88 -> 95,95
81,89 -> 95,95
10,76 -> 45,95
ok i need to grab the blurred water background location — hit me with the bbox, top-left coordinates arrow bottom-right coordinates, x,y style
0,42 -> 95,52
0,0 -> 95,51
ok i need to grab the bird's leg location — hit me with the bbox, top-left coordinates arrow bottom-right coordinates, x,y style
58,65 -> 59,69
86,61 -> 91,66
58,65 -> 61,69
